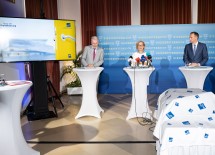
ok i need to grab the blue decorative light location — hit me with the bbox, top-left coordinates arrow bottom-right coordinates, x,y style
188,108 -> 193,113
185,130 -> 190,135
195,95 -> 199,98
208,117 -> 213,121
198,103 -> 206,110
177,96 -> 184,98
182,121 -> 190,125
169,137 -> 173,142
204,133 -> 209,138
166,111 -> 174,119
175,102 -> 179,106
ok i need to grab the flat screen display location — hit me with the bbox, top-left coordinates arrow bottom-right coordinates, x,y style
0,17 -> 76,62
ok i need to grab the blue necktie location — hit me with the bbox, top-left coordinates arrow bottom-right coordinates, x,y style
193,44 -> 196,55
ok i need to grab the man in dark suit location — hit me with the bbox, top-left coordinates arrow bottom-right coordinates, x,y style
183,31 -> 208,67
81,36 -> 104,67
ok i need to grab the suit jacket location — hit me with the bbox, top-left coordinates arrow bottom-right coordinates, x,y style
183,42 -> 208,66
81,45 -> 104,67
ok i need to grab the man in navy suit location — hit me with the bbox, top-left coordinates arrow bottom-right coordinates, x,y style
183,32 -> 208,67
81,36 -> 104,67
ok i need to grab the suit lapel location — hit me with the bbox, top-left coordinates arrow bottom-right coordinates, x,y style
189,44 -> 195,57
90,46 -> 94,54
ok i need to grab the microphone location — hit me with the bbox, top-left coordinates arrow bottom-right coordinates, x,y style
147,55 -> 152,61
140,55 -> 146,62
128,56 -> 133,62
128,56 -> 133,66
146,52 -> 152,61
146,52 -> 152,67
135,57 -> 140,63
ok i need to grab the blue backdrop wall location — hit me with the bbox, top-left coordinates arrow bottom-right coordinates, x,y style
97,24 -> 215,94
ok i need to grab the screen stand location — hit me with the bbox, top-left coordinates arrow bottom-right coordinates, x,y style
26,61 -> 56,121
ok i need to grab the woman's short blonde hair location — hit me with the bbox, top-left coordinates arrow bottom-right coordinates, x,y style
136,41 -> 145,49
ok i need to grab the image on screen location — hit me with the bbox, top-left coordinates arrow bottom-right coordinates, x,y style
0,17 -> 76,62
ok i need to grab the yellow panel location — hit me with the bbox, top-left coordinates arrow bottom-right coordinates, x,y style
54,20 -> 76,60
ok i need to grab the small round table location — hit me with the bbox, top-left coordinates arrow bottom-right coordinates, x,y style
179,66 -> 213,89
73,67 -> 104,119
0,81 -> 39,155
123,67 -> 155,120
